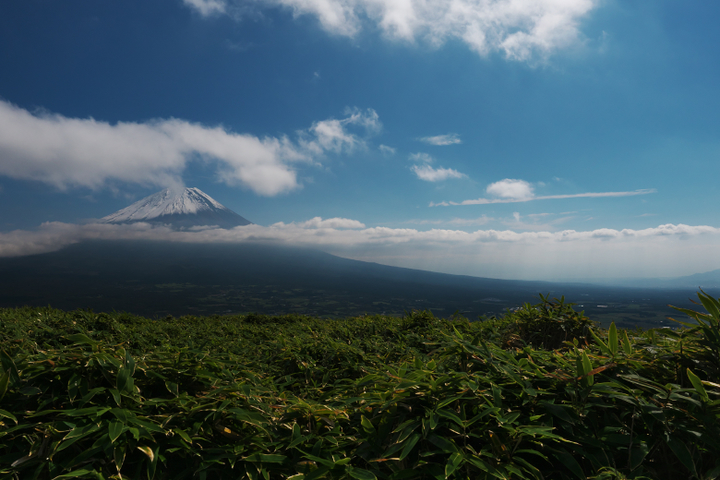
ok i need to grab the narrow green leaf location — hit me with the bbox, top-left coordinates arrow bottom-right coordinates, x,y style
622,331 -> 633,355
445,452 -> 463,477
0,349 -> 20,385
347,466 -> 377,480
589,329 -> 610,356
109,388 -> 121,407
428,434 -> 458,453
698,292 -> 720,321
65,333 -> 99,346
555,448 -> 585,479
51,468 -> 97,479
137,445 -> 154,462
436,408 -> 464,427
147,446 -> 159,480
245,453 -> 287,464
666,437 -> 698,477
173,428 -> 192,444
399,433 -> 421,461
114,444 -> 127,472
108,421 -> 124,443
361,415 -> 376,435
687,368 -> 709,401
608,323 -> 618,357
0,408 -> 17,424
582,351 -> 593,386
0,369 -> 9,401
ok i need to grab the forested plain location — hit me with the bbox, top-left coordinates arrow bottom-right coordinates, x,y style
1,292 -> 720,479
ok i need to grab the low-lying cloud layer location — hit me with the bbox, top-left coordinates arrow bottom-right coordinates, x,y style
184,0 -> 599,61
2,220 -> 719,281
0,100 -> 379,195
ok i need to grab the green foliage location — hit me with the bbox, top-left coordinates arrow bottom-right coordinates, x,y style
0,294 -> 719,479
496,294 -> 594,350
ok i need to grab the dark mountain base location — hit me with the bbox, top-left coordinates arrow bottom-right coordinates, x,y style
0,240 -> 706,326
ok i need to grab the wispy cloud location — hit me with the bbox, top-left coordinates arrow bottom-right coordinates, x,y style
418,133 -> 461,146
412,164 -> 466,182
0,100 -> 379,196
183,0 -> 600,62
379,144 -> 396,156
183,0 -> 226,16
431,178 -> 656,206
409,152 -> 433,163
2,220 -> 719,280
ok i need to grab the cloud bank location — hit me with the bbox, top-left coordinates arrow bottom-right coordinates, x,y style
0,100 -> 379,195
2,220 -> 719,281
184,0 -> 599,61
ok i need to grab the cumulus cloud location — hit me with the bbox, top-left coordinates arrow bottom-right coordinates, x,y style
184,0 -> 599,61
431,178 -> 656,206
412,164 -> 466,182
2,220 -> 720,280
0,100 -> 379,196
418,133 -> 461,146
487,178 -> 534,200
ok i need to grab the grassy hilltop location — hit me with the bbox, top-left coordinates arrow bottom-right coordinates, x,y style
1,294 -> 719,479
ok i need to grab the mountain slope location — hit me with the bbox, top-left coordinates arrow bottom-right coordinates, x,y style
0,240 -> 703,325
102,187 -> 251,229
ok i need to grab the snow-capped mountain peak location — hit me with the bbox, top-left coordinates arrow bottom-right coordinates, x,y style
102,187 -> 252,229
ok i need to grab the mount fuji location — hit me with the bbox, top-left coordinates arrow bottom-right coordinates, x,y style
102,187 -> 252,229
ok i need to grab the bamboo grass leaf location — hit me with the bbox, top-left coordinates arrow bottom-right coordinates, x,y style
399,433 -> 421,461
347,467 -> 377,480
51,468 -> 98,479
0,369 -> 9,401
608,323 -> 618,357
621,331 -> 633,355
687,368 -> 709,402
666,437 -> 698,477
445,452 -> 463,477
589,329 -> 611,356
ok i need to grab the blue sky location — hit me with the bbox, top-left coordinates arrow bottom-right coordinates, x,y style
1,0 -> 720,281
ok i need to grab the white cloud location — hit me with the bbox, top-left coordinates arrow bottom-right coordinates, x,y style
2,220 -> 720,280
185,0 -> 599,61
412,164 -> 466,182
379,144 -> 396,156
418,133 -> 461,146
486,178 -> 534,200
409,152 -> 434,163
405,215 -> 494,226
281,217 -> 367,229
301,107 -> 380,155
183,0 -> 226,15
432,178 -> 656,206
0,100 -> 379,196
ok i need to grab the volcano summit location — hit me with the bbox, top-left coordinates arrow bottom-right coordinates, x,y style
102,187 -> 252,229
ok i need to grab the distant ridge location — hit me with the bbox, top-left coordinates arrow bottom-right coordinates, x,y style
102,187 -> 252,229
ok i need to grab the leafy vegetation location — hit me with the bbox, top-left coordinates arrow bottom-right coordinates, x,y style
1,293 -> 719,479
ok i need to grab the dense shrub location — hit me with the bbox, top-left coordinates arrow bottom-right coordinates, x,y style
0,295 -> 719,479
